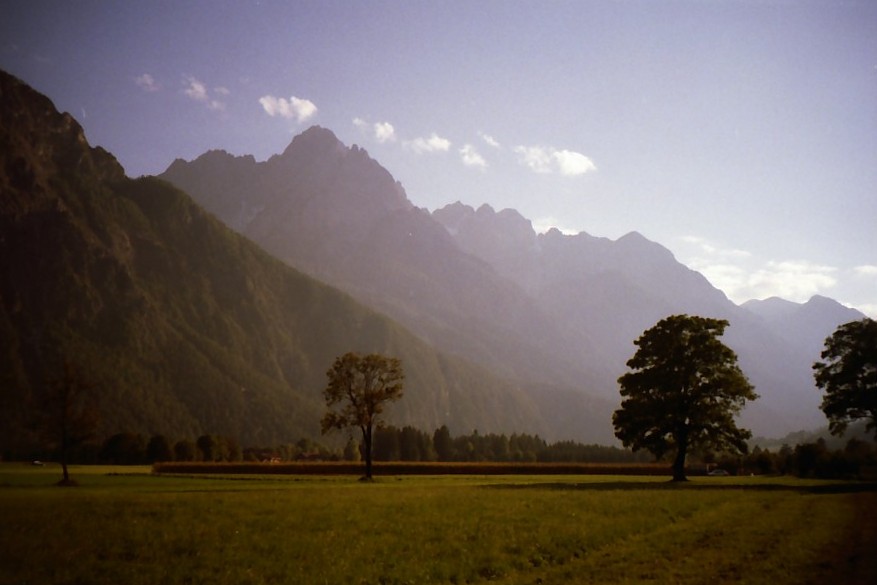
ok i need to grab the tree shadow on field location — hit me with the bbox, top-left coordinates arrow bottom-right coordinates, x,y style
484,480 -> 877,495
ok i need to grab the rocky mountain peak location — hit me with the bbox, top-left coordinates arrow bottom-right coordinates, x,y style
431,201 -> 475,234
1,70 -> 125,209
278,125 -> 345,159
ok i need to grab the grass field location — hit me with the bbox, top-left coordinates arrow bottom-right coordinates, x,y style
1,464 -> 875,584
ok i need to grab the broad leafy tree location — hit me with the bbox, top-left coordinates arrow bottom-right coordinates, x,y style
321,352 -> 404,480
612,315 -> 757,481
813,318 -> 877,439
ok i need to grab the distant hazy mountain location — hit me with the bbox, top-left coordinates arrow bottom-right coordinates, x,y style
161,127 -> 612,396
433,202 -> 733,371
742,295 -> 865,360
1,70 -> 611,455
161,126 -> 859,438
432,201 -> 837,434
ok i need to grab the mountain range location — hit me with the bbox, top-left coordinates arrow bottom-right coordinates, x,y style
1,70 -> 864,454
161,124 -> 865,438
1,70 -> 602,454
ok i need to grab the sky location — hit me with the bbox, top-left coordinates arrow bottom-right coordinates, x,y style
3,0 -> 876,316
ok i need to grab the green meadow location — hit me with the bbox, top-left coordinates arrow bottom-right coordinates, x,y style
1,464 -> 875,585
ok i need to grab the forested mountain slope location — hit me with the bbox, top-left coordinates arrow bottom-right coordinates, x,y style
1,70 -> 612,455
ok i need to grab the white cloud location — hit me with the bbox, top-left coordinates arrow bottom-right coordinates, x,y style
676,236 -> 838,303
854,265 -> 877,277
515,145 -> 596,176
460,144 -> 487,169
214,86 -> 230,96
406,133 -> 451,154
553,149 -> 597,176
746,261 -> 838,301
692,263 -> 752,299
135,73 -> 159,92
479,132 -> 500,148
856,303 -> 877,318
532,217 -> 579,235
514,146 -> 554,173
677,236 -> 875,314
374,121 -> 396,143
259,95 -> 318,123
183,76 -> 227,112
679,235 -> 751,259
183,76 -> 209,101
353,118 -> 396,143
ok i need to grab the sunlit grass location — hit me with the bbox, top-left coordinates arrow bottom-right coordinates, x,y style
1,465 -> 874,584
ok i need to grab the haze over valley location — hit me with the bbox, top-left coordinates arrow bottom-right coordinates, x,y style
1,69 -> 867,451
2,1 -> 875,452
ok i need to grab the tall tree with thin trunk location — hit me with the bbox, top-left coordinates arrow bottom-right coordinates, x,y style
39,360 -> 100,485
612,315 -> 757,481
321,352 -> 404,480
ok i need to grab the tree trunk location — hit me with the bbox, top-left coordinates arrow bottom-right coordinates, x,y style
362,425 -> 373,480
60,430 -> 71,484
672,433 -> 688,482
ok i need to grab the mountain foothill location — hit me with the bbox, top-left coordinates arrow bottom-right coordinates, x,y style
0,70 -> 863,455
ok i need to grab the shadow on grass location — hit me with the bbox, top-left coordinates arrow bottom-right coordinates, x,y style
484,480 -> 877,494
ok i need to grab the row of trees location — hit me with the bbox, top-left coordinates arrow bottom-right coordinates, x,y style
32,317 -> 876,484
35,427 -> 654,467
32,433 -> 245,466
34,424 -> 876,482
321,318 -> 876,481
706,438 -> 876,479
371,426 -> 653,464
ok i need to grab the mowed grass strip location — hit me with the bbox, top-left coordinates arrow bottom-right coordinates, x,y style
0,469 -> 874,585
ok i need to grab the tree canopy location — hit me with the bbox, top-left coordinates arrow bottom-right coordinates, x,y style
612,315 -> 757,481
813,318 -> 877,439
321,352 -> 404,479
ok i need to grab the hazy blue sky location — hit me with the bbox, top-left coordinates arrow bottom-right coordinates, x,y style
3,0 -> 875,315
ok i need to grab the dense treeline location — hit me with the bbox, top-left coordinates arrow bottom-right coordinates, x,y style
20,426 -> 653,466
17,427 -> 875,479
698,437 -> 877,479
372,426 -> 654,464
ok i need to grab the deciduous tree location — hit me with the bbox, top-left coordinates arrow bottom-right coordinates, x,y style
320,352 -> 404,480
813,318 -> 877,438
612,315 -> 757,481
38,360 -> 100,485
